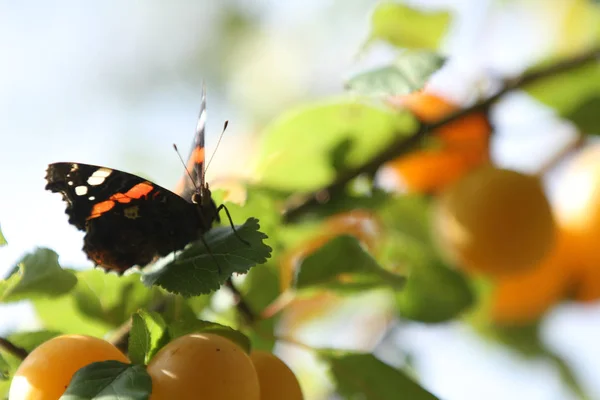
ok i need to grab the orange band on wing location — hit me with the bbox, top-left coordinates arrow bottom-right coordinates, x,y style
191,147 -> 205,164
89,200 -> 115,219
123,182 -> 154,199
88,182 -> 154,220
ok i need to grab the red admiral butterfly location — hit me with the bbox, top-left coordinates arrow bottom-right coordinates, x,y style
45,88 -> 239,274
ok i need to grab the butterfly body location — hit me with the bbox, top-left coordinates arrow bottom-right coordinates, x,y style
45,89 -> 222,274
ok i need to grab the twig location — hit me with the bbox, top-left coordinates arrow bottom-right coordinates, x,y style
282,47 -> 600,222
225,278 -> 256,324
0,337 -> 28,360
110,318 -> 133,354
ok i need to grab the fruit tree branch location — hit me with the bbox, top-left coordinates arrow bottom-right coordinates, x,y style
0,337 -> 28,360
282,47 -> 600,222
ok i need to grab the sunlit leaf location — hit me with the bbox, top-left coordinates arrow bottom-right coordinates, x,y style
346,51 -> 445,97
142,218 -> 271,297
60,361 -> 151,400
526,61 -> 600,116
296,235 -> 405,292
324,351 -> 440,400
0,248 -> 77,302
129,310 -> 169,365
563,96 -> 600,134
72,269 -> 160,327
255,100 -> 416,191
396,257 -> 474,323
368,3 -> 451,50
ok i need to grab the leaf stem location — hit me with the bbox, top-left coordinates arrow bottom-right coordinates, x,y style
282,47 -> 600,222
0,337 -> 28,360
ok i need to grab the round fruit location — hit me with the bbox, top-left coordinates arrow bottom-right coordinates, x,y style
250,351 -> 303,400
492,229 -> 572,324
553,144 -> 600,301
147,333 -> 259,400
433,166 -> 556,276
9,334 -> 129,400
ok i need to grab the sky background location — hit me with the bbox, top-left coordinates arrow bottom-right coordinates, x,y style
1,1 -> 599,399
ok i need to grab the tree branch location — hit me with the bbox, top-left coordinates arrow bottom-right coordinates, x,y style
0,337 -> 28,360
225,278 -> 256,324
282,47 -> 600,222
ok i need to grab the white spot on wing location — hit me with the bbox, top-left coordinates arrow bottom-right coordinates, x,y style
87,168 -> 113,186
67,181 -> 74,186
75,186 -> 88,196
89,196 -> 96,201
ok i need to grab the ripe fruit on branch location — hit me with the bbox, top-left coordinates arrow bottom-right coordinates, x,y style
9,334 -> 129,400
250,350 -> 303,400
433,165 -> 556,276
147,333 -> 259,400
380,91 -> 491,193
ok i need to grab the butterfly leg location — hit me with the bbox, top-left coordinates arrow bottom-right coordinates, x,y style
216,204 -> 250,246
198,234 -> 223,275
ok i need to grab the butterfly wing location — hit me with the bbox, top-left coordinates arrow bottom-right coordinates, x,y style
175,86 -> 207,201
45,162 -> 201,273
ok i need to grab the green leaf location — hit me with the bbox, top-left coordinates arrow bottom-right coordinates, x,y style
32,269 -> 156,336
241,264 -> 280,352
0,224 -> 6,247
563,95 -> 600,134
324,352 -> 440,400
368,3 -> 451,50
255,100 -> 416,191
142,218 -> 272,297
396,258 -> 474,323
33,294 -> 113,337
526,61 -> 600,116
60,361 -> 151,400
72,269 -> 160,327
169,320 -> 251,353
0,248 -> 77,302
8,330 -> 62,352
296,235 -> 405,292
346,51 -> 445,97
0,354 -> 9,380
129,310 -> 169,365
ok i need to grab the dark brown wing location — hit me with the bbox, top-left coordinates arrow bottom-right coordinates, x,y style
45,162 -> 202,273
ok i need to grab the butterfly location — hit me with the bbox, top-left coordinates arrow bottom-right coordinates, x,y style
45,87 -> 240,274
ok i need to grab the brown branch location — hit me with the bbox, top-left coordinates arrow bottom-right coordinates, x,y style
282,47 -> 600,222
0,337 -> 28,360
225,278 -> 256,324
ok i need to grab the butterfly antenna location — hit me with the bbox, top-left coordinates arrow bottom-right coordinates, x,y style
203,120 -> 228,181
173,143 -> 199,191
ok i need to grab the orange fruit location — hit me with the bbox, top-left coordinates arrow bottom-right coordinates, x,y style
433,166 -> 556,276
250,351 -> 303,400
554,144 -> 600,302
9,334 -> 129,400
147,333 -> 259,400
379,150 -> 473,193
383,91 -> 490,193
491,229 -> 573,324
